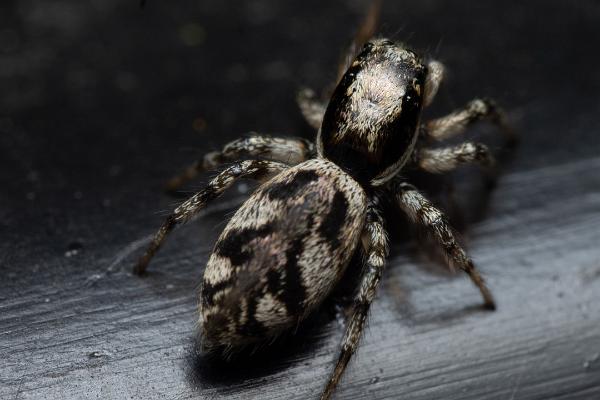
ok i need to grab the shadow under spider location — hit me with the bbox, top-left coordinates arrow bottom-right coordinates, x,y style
185,312 -> 329,393
185,251 -> 363,393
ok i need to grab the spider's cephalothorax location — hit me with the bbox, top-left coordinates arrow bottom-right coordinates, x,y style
319,39 -> 427,185
135,28 -> 514,400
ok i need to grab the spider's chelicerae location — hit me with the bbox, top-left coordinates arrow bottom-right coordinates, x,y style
134,31 -> 514,400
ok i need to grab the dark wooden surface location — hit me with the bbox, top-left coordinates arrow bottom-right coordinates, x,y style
1,1 -> 600,399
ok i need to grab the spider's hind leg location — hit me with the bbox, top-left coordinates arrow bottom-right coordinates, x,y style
135,160 -> 288,275
321,200 -> 389,400
392,180 -> 496,310
165,135 -> 314,193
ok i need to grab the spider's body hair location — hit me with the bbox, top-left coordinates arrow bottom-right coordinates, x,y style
318,39 -> 427,186
199,158 -> 366,351
135,27 -> 512,398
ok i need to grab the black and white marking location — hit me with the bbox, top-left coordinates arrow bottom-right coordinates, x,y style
135,13 -> 514,399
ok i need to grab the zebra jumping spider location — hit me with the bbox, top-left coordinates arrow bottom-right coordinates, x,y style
134,14 -> 514,400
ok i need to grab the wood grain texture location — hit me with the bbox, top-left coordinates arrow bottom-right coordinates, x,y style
1,1 -> 599,399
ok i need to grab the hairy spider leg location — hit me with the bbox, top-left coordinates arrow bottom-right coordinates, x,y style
135,160 -> 288,275
425,98 -> 516,146
165,135 -> 313,192
392,180 -> 496,309
321,200 -> 389,400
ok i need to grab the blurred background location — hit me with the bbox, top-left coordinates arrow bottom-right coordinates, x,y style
1,1 -> 599,399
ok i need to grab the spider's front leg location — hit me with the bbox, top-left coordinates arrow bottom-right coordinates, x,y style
297,88 -> 327,130
423,60 -> 445,107
413,141 -> 499,188
165,135 -> 313,192
321,200 -> 389,400
391,180 -> 496,309
334,0 -> 381,84
414,141 -> 496,173
424,98 -> 516,145
298,0 -> 382,132
134,160 -> 288,275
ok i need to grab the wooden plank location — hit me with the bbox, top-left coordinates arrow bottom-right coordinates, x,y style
1,1 -> 600,399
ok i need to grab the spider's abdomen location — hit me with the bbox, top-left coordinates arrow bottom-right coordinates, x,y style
199,158 -> 366,351
319,39 -> 427,185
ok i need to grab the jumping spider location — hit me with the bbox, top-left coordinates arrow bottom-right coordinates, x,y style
134,19 -> 514,400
